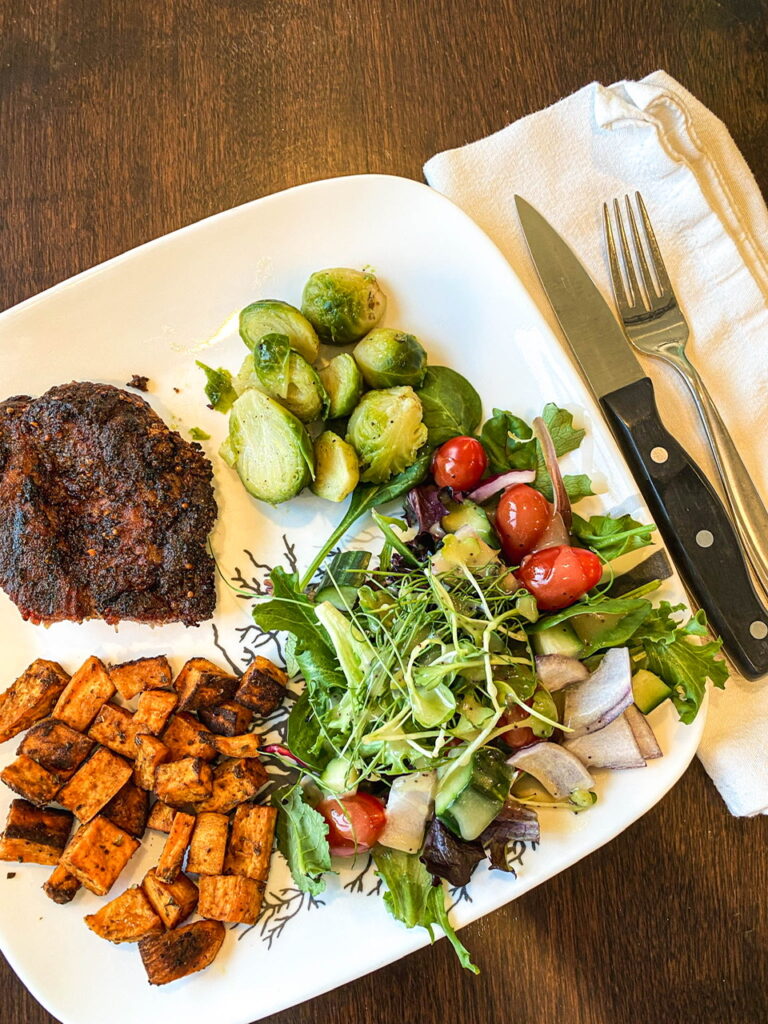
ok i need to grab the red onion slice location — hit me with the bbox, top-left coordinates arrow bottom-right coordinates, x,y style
624,705 -> 663,760
530,510 -> 570,552
563,647 -> 633,738
507,741 -> 594,799
564,713 -> 646,769
532,416 -> 572,530
535,654 -> 589,692
467,469 -> 535,504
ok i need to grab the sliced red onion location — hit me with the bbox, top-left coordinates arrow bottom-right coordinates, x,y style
262,744 -> 311,770
624,705 -> 663,760
564,713 -> 646,769
507,741 -> 594,799
467,469 -> 535,504
563,647 -> 633,739
535,654 -> 589,692
378,771 -> 436,854
532,416 -> 572,529
530,509 -> 571,552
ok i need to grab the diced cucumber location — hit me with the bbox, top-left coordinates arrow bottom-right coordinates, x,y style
632,669 -> 672,714
531,621 -> 584,659
320,756 -> 358,795
314,550 -> 371,610
441,501 -> 499,548
435,747 -> 512,841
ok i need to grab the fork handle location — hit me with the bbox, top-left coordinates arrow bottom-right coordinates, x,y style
601,375 -> 768,680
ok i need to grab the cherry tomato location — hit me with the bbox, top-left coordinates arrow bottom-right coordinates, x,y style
316,792 -> 387,857
495,484 -> 552,562
517,545 -> 602,611
499,702 -> 537,751
431,436 -> 488,491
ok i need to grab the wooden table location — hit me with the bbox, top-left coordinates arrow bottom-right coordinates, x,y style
2,1 -> 767,1021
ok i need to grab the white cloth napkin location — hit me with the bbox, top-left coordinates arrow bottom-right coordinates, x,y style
424,71 -> 768,816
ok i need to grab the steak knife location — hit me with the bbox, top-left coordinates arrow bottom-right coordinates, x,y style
515,194 -> 768,680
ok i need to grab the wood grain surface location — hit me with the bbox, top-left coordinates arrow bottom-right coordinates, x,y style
1,1 -> 767,1022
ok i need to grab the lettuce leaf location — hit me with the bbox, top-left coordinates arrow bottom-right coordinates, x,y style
273,785 -> 332,895
571,512 -> 655,561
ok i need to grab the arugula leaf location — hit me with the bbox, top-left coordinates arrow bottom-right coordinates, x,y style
196,361 -> 237,413
273,785 -> 332,895
286,690 -> 332,769
417,366 -> 482,446
532,404 -> 591,501
560,474 -> 595,504
478,408 -> 535,473
571,512 -> 655,561
531,594 -> 654,656
372,846 -> 479,973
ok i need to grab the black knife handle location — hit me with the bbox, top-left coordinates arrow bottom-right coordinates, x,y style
600,376 -> 768,680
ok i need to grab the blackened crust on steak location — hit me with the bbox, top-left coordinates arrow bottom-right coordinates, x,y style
0,382 -> 217,627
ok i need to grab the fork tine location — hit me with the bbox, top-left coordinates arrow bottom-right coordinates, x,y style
602,202 -> 634,319
635,192 -> 672,296
613,198 -> 645,311
624,195 -> 659,305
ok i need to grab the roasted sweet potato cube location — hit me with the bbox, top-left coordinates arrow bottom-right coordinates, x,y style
60,816 -> 140,896
224,804 -> 277,882
134,690 -> 178,736
142,868 -> 198,929
198,701 -> 253,737
235,657 -> 288,716
156,811 -> 195,883
85,885 -> 164,943
207,732 -> 261,759
0,660 -> 70,743
161,712 -> 217,762
198,874 -> 264,924
53,656 -> 115,732
155,757 -> 213,807
0,754 -> 62,806
17,717 -> 94,775
134,735 -> 169,791
0,799 -> 73,865
88,703 -> 138,759
195,758 -> 268,814
43,863 -> 81,904
110,656 -> 172,701
57,747 -> 133,822
186,812 -> 229,875
138,919 -> 225,986
102,781 -> 149,839
146,800 -> 176,833
174,658 -> 238,712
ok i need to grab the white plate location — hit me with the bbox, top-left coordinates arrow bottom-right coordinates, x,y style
0,174 -> 704,1024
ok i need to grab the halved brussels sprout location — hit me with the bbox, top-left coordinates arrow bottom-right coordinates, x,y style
253,333 -> 291,398
311,431 -> 360,502
353,328 -> 427,388
235,337 -> 329,423
301,268 -> 386,345
239,299 -> 320,363
346,386 -> 428,483
224,388 -> 313,504
318,353 -> 364,418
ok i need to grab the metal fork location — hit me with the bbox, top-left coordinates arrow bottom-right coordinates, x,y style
603,192 -> 768,598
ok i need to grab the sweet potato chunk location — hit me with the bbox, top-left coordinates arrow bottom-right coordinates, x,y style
0,660 -> 70,743
142,868 -> 198,929
235,657 -> 287,716
17,717 -> 94,775
57,747 -> 133,822
138,919 -> 225,986
102,781 -> 149,839
52,656 -> 115,732
134,690 -> 177,736
0,754 -> 62,806
0,799 -> 73,865
146,800 -> 176,833
224,804 -> 277,882
198,874 -> 264,924
195,757 -> 268,814
60,816 -> 140,896
155,757 -> 213,807
85,886 -> 164,943
206,732 -> 261,759
161,712 -> 217,762
134,734 -> 169,791
186,812 -> 229,875
88,703 -> 138,759
175,658 -> 238,712
110,656 -> 172,701
198,701 -> 253,737
43,863 -> 81,904
156,811 -> 195,883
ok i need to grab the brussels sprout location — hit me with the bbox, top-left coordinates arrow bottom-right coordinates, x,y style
301,268 -> 386,345
223,388 -> 313,504
318,353 -> 364,418
353,328 -> 427,389
311,431 -> 360,502
346,386 -> 428,483
235,337 -> 329,423
253,333 -> 292,397
196,361 -> 237,413
239,299 -> 320,363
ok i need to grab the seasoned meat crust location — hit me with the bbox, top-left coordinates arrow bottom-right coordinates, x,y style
0,382 -> 217,626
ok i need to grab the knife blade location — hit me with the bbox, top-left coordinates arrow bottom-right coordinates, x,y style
515,194 -> 768,680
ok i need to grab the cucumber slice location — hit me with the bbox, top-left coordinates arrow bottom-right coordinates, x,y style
532,621 -> 584,659
320,756 -> 358,795
435,747 -> 512,841
441,501 -> 499,548
632,669 -> 672,714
